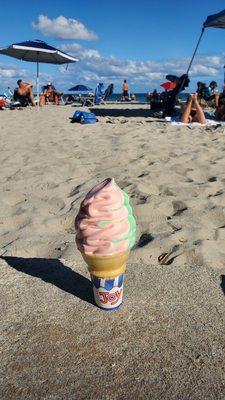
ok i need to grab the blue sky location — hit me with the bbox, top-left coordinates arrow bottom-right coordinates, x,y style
0,0 -> 225,93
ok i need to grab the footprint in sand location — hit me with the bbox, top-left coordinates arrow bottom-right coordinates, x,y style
138,171 -> 149,178
130,192 -> 149,205
186,169 -> 209,184
133,232 -> 154,248
68,184 -> 83,197
159,185 -> 174,196
172,200 -> 188,216
208,176 -> 217,182
119,180 -> 132,190
208,190 -> 223,198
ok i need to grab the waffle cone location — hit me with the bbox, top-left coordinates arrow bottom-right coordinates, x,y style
81,250 -> 130,279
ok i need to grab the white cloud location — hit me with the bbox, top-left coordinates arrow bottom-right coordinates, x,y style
32,15 -> 98,40
190,64 -> 218,76
195,55 -> 222,67
56,43 -> 224,91
0,65 -> 28,90
0,65 -> 59,93
0,43 -> 224,93
60,43 -> 100,59
0,69 -> 17,78
0,65 -> 27,79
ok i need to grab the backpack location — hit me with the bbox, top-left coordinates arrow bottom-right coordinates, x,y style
71,110 -> 98,124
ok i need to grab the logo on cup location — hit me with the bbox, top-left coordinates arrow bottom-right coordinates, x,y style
98,289 -> 122,305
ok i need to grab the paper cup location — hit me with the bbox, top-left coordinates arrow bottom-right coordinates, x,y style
91,274 -> 124,310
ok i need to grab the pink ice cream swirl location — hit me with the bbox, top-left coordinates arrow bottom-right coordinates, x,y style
75,178 -> 136,255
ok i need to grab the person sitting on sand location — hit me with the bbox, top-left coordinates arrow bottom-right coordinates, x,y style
83,93 -> 94,107
214,84 -> 225,108
76,93 -> 85,103
196,81 -> 206,98
64,94 -> 75,105
181,93 -> 206,124
215,105 -> 225,121
39,82 -> 62,106
198,81 -> 220,108
214,97 -> 225,121
14,80 -> 36,106
150,89 -> 161,111
103,84 -> 114,101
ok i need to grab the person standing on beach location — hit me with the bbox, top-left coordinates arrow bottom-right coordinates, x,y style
122,80 -> 129,100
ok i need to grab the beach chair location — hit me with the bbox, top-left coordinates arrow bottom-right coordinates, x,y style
162,74 -> 190,117
103,84 -> 114,101
94,83 -> 105,105
1,87 -> 22,108
0,89 -> 12,108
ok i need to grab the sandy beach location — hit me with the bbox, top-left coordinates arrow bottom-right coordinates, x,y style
1,103 -> 225,399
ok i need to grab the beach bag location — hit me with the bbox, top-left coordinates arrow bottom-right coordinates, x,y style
80,111 -> 98,124
71,110 -> 98,124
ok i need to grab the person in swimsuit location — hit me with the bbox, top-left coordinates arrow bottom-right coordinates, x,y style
16,80 -> 36,106
181,93 -> 206,124
122,80 -> 129,100
39,82 -> 62,106
197,81 -> 219,108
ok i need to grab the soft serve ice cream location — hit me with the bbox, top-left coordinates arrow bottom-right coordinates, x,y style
75,178 -> 136,310
75,178 -> 136,255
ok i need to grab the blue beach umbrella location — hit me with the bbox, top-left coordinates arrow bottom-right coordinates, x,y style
68,84 -> 92,92
0,39 -> 78,106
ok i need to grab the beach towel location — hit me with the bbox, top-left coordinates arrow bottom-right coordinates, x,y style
71,110 -> 98,124
165,117 -> 225,126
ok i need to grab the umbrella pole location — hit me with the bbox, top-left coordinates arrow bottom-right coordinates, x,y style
37,54 -> 39,109
176,27 -> 205,101
186,27 -> 205,76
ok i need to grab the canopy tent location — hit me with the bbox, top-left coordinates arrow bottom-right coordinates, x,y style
176,9 -> 225,98
0,40 -> 78,107
204,9 -> 225,29
185,9 -> 225,76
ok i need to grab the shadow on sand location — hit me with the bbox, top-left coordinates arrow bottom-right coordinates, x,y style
2,256 -> 94,306
91,107 -> 152,118
220,275 -> 225,296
